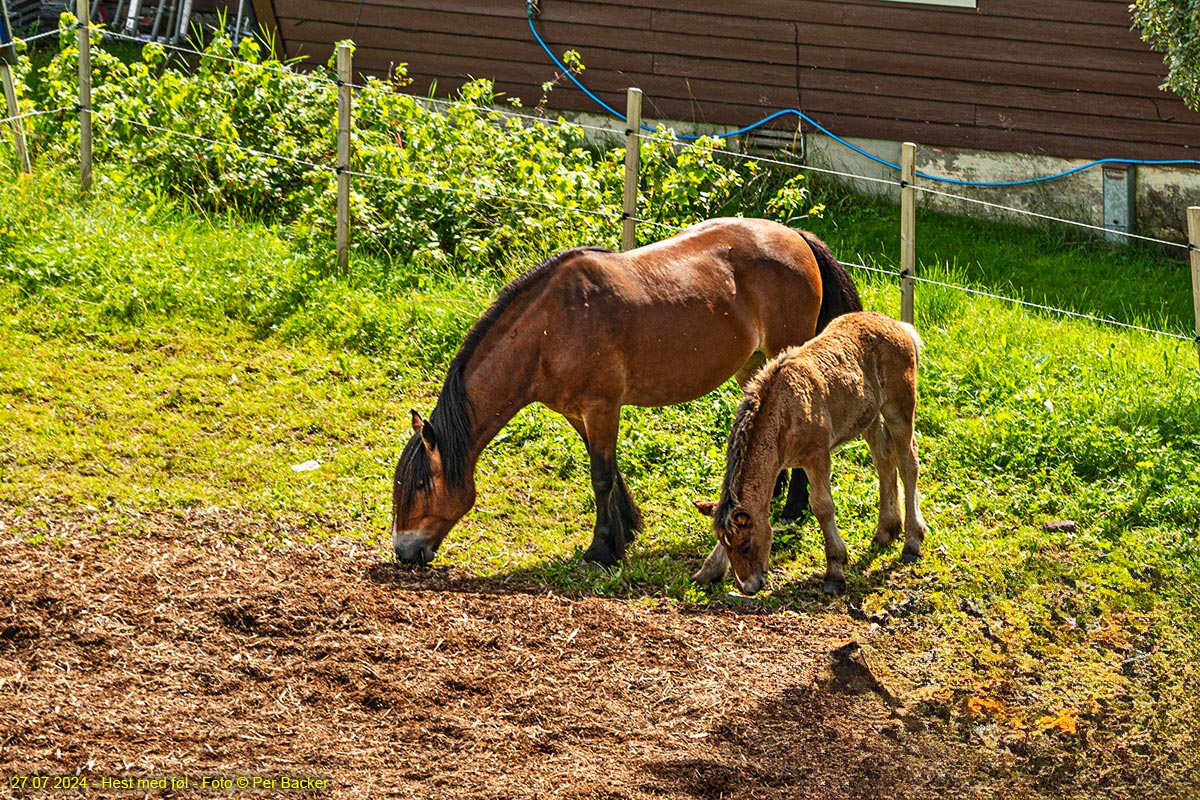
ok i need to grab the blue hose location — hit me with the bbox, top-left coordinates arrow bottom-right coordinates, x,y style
527,12 -> 1200,187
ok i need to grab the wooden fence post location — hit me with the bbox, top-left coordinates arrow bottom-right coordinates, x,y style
1188,206 -> 1200,368
335,42 -> 352,274
1,66 -> 29,175
76,0 -> 91,192
621,87 -> 642,252
0,0 -> 28,174
899,141 -> 916,325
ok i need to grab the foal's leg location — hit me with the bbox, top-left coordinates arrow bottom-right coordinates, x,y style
805,453 -> 848,595
883,403 -> 927,564
863,417 -> 903,549
692,542 -> 730,585
577,407 -> 643,565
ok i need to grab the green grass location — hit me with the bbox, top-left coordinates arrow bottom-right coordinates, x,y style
802,177 -> 1196,337
2,167 -> 1199,790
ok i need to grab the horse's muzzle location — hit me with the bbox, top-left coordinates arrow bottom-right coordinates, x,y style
392,531 -> 437,565
736,571 -> 766,596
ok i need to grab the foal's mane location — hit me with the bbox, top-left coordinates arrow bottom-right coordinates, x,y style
714,354 -> 791,531
394,246 -> 614,515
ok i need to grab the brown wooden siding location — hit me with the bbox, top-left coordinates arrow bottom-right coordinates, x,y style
266,0 -> 1200,162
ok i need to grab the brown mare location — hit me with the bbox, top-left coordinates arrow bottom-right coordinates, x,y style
692,311 -> 927,595
392,217 -> 862,567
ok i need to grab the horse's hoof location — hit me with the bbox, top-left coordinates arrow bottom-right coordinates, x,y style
901,547 -> 921,564
581,542 -> 619,567
823,577 -> 846,595
779,510 -> 808,527
873,522 -> 902,549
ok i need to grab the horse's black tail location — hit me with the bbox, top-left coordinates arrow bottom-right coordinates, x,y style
795,229 -> 863,333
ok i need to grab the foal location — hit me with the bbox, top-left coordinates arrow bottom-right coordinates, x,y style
692,312 -> 927,595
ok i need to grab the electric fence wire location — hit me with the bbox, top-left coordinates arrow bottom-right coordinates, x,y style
637,129 -> 902,190
13,26 -> 66,45
346,164 -> 624,225
93,109 -> 337,172
101,27 -> 332,87
0,107 -> 69,127
839,258 -> 1195,342
413,92 -> 636,140
915,183 -> 1191,251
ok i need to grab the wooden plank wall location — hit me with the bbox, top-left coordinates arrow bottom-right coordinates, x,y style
266,0 -> 1200,162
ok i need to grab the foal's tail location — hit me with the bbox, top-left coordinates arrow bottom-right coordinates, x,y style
899,321 -> 923,364
794,229 -> 863,334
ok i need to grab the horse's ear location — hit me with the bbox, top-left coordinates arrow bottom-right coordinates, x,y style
693,500 -> 717,518
411,410 -> 438,452
731,509 -> 753,529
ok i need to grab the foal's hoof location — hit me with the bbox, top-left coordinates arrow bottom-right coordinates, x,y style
901,546 -> 922,564
823,576 -> 846,595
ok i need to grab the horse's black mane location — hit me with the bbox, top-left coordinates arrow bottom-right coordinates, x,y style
393,246 -> 614,516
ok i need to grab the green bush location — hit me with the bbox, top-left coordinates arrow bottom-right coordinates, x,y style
8,26 -> 816,275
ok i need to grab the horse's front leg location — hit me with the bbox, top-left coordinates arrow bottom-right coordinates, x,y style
692,542 -> 729,585
575,408 -> 643,565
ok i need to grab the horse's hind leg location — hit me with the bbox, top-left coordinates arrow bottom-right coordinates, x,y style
577,407 -> 643,565
780,469 -> 810,526
863,417 -> 902,549
805,453 -> 848,595
882,402 -> 927,564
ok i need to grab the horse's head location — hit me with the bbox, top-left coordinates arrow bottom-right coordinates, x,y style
391,410 -> 476,565
697,500 -> 772,595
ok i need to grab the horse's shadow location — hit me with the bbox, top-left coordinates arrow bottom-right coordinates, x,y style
366,519 -> 910,618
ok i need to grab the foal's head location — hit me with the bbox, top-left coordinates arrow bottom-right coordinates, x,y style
391,410 -> 476,565
699,500 -> 773,595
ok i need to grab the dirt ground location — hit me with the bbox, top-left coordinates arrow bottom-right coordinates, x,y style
0,506 -> 1076,799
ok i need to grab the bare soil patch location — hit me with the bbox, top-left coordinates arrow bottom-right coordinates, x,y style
0,507 -> 1078,798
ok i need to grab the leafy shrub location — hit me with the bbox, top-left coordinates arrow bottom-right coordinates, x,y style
25,16 -> 334,219
11,25 -> 817,275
